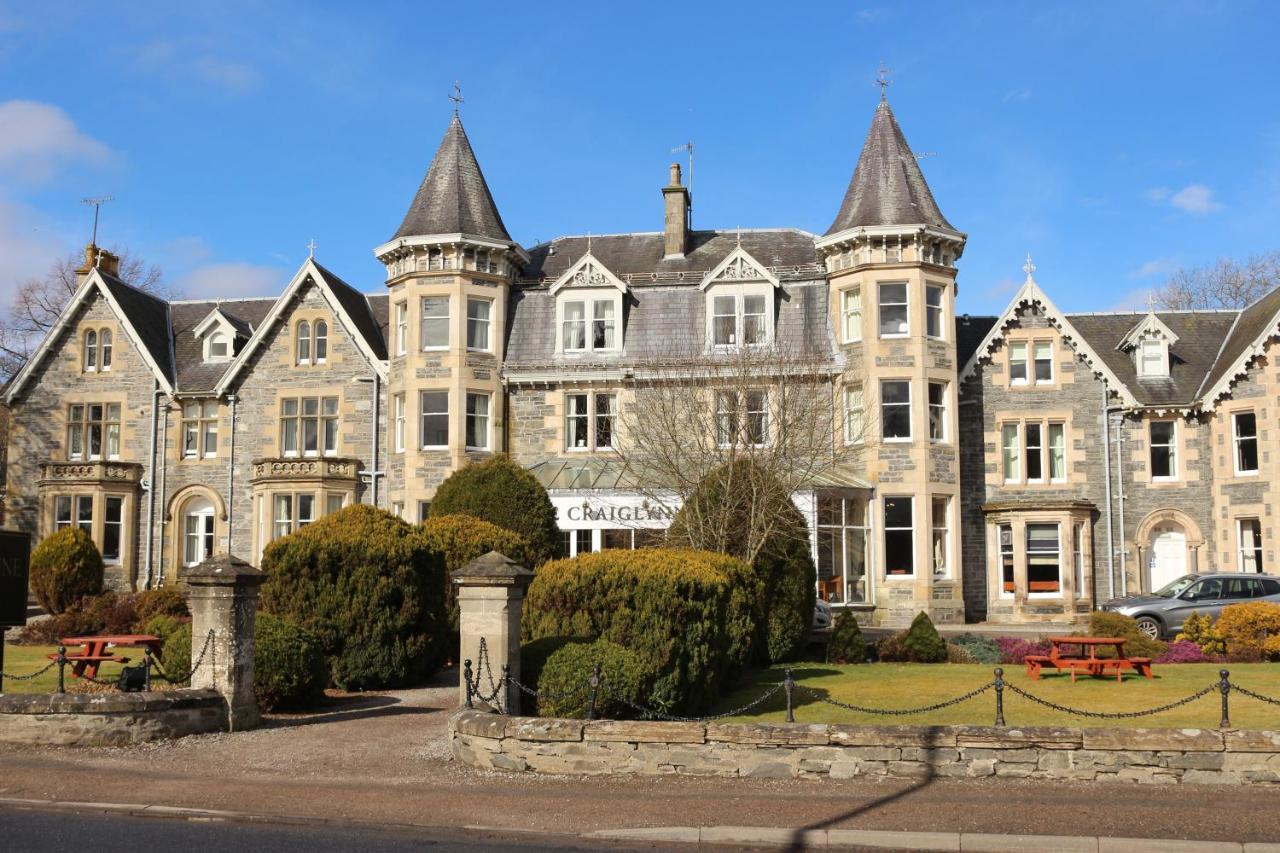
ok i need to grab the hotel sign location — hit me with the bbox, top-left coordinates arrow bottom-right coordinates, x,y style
552,493 -> 681,528
563,503 -> 676,523
0,531 -> 31,627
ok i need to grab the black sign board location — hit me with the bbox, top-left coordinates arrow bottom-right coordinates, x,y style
0,530 -> 32,628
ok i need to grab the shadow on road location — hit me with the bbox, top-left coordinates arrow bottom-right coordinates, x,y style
263,694 -> 442,730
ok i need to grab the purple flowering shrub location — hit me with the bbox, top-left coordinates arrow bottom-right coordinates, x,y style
1154,640 -> 1217,664
996,637 -> 1051,664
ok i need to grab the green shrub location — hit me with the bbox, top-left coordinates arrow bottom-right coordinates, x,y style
429,456 -> 559,564
828,612 -> 867,664
260,504 -> 449,690
902,612 -> 947,663
420,513 -> 534,655
949,633 -> 1002,665
523,548 -> 760,715
875,631 -> 909,662
134,588 -> 189,626
1177,611 -> 1227,656
82,591 -> 138,634
669,460 -> 815,664
142,614 -> 186,649
946,643 -> 975,664
536,638 -> 650,719
29,527 -> 103,614
1088,611 -> 1167,660
160,622 -> 193,682
254,613 -> 328,711
1215,602 -> 1280,661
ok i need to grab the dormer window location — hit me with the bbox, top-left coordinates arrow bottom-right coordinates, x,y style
1119,312 -> 1178,380
195,308 -> 246,364
699,246 -> 779,350
1138,338 -> 1168,378
551,252 -> 627,355
208,332 -> 229,360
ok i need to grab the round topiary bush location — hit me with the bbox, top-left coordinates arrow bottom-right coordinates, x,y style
523,548 -> 761,715
260,504 -> 448,690
429,456 -> 559,564
669,460 -> 815,664
901,612 -> 947,663
828,611 -> 867,664
254,612 -> 328,711
535,638 -> 651,719
29,527 -> 103,615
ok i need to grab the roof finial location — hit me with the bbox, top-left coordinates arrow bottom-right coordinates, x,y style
448,81 -> 464,115
1022,252 -> 1037,282
307,237 -> 317,259
586,232 -> 593,254
1147,291 -> 1157,314
875,62 -> 892,102
736,225 -> 742,247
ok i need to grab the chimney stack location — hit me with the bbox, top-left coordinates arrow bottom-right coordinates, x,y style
75,244 -> 121,283
662,163 -> 690,259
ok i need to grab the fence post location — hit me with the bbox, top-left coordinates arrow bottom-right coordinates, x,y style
587,663 -> 601,720
1219,669 -> 1231,730
462,659 -> 474,709
501,663 -> 512,716
784,668 -> 796,723
993,667 -> 1005,727
185,553 -> 265,732
451,552 -> 534,711
57,645 -> 66,694
143,653 -> 152,692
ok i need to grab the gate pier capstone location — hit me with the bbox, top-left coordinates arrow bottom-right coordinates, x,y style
185,554 -> 265,731
452,551 -> 534,708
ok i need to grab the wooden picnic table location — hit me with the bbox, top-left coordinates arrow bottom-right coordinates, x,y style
1024,636 -> 1154,683
48,634 -> 163,680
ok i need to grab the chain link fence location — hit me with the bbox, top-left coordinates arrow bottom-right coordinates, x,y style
462,640 -> 1280,729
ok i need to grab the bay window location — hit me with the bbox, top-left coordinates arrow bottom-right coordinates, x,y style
465,392 -> 490,450
103,496 -> 124,564
844,385 -> 865,445
1073,523 -> 1086,597
1150,421 -> 1176,480
1026,523 -> 1061,595
999,524 -> 1015,593
880,380 -> 911,441
878,282 -> 909,337
816,495 -> 870,604
883,496 -> 914,577
841,287 -> 862,343
420,296 -> 450,349
466,298 -> 491,351
931,496 -> 950,578
420,391 -> 449,449
928,382 -> 947,442
1233,412 -> 1258,475
926,285 -> 944,339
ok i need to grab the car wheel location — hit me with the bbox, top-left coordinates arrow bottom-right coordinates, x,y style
1135,616 -> 1162,641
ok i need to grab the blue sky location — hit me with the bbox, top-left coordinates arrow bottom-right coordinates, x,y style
1,1 -> 1278,315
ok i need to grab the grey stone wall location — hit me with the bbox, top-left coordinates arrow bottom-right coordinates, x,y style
451,711 -> 1280,784
508,388 -> 557,467
0,689 -> 226,746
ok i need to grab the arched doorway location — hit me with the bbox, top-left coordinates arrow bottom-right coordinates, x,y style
1149,523 -> 1187,591
1135,508 -> 1205,593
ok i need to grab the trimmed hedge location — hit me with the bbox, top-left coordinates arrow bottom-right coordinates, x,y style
828,611 -> 867,664
1088,611 -> 1167,660
29,527 -> 103,615
523,548 -> 761,715
260,504 -> 448,690
429,456 -> 559,564
536,638 -> 650,719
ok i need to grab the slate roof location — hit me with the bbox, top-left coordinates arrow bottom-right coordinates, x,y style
169,298 -> 275,392
391,114 -> 511,243
956,315 -> 999,371
1065,311 -> 1240,406
520,229 -> 820,283
1197,286 -> 1280,398
825,101 -> 953,235
313,261 -> 388,361
96,271 -> 176,385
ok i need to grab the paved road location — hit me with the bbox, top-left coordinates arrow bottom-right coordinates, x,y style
0,806 -> 689,853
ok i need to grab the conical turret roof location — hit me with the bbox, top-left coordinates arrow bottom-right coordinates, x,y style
392,114 -> 511,242
825,101 -> 953,235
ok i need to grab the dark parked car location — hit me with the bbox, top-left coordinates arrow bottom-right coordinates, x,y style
1098,573 -> 1280,639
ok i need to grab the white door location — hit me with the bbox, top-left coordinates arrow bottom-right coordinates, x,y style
1149,525 -> 1187,591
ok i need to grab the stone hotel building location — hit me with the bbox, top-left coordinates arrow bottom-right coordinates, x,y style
7,98 -> 1280,627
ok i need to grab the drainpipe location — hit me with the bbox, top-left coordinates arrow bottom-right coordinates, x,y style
1101,385 -> 1114,603
155,401 -> 171,586
226,393 -> 238,554
371,373 -> 381,508
1116,410 -> 1128,597
143,384 -> 162,589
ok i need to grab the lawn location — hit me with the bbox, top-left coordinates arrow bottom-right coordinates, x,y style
0,644 -> 132,694
714,662 -> 1280,730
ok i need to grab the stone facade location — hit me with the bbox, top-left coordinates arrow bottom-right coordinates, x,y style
0,689 -> 226,747
450,710 -> 1280,785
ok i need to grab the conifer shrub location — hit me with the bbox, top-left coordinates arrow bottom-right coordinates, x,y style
160,621 -> 192,682
253,613 -> 328,711
1215,601 -> 1280,661
260,504 -> 448,690
29,527 -> 103,614
949,633 -> 1002,664
428,456 -> 560,564
669,460 -> 815,664
522,548 -> 761,715
901,612 -> 947,663
1088,611 -> 1167,659
535,638 -> 650,719
827,611 -> 867,664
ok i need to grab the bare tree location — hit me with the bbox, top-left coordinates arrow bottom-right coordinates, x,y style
1157,251 -> 1280,310
0,247 -> 169,381
613,342 -> 867,566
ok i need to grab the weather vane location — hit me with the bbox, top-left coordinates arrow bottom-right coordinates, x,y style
449,82 -> 464,114
875,62 -> 892,101
81,196 -> 114,246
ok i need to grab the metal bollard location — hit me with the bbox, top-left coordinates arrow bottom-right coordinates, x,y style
784,668 -> 796,723
462,659 -> 473,709
993,667 -> 1006,727
57,646 -> 67,694
143,654 -> 152,692
587,663 -> 601,720
501,663 -> 512,716
1219,669 -> 1231,730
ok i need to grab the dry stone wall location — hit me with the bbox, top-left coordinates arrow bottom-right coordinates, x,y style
0,689 -> 226,747
450,710 -> 1280,785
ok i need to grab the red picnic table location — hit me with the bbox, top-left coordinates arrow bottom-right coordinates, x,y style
1025,636 -> 1154,683
48,634 -> 163,680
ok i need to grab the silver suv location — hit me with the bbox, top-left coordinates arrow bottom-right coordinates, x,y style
1098,573 -> 1280,640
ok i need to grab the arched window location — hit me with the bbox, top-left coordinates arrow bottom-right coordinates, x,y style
297,321 -> 311,363
99,329 -> 113,370
182,497 -> 216,567
207,331 -> 228,360
314,320 -> 328,362
84,330 -> 98,371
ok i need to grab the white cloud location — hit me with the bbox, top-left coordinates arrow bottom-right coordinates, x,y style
1108,288 -> 1158,311
1168,183 -> 1224,214
1002,88 -> 1032,103
1127,256 -> 1178,279
0,100 -> 111,185
131,40 -> 260,94
191,57 -> 260,93
1146,187 -> 1171,203
175,262 -> 287,299
0,194 -> 73,307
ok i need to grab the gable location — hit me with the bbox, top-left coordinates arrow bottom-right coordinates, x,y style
699,246 -> 779,291
549,252 -> 628,295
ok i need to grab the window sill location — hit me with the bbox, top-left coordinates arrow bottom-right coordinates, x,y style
882,437 -> 913,444
421,346 -> 450,352
465,446 -> 490,453
1233,470 -> 1260,478
879,333 -> 909,340
421,445 -> 448,451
